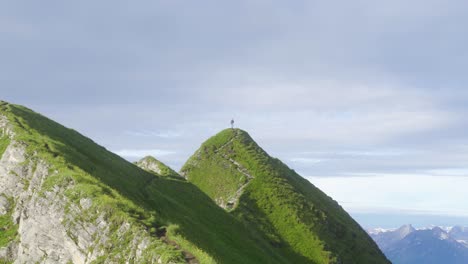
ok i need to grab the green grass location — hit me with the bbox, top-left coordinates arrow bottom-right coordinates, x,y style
0,196 -> 17,248
166,225 -> 217,264
0,103 -> 292,263
182,151 -> 247,207
0,135 -> 10,159
182,129 -> 390,264
143,175 -> 290,263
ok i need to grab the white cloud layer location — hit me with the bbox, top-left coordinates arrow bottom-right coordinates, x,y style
2,0 -> 468,226
124,129 -> 182,138
113,149 -> 175,159
308,174 -> 468,217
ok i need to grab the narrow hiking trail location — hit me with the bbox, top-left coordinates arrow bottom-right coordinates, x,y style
157,228 -> 199,264
214,130 -> 254,209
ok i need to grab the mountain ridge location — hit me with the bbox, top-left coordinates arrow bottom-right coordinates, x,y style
369,225 -> 468,264
0,102 -> 292,263
182,128 -> 389,263
0,101 -> 388,263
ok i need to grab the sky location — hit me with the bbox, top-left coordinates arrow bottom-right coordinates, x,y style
2,0 -> 468,228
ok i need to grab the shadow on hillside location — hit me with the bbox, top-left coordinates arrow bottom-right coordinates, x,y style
9,105 -> 307,264
232,192 -> 316,264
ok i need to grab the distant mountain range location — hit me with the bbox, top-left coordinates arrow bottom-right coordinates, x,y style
368,225 -> 468,264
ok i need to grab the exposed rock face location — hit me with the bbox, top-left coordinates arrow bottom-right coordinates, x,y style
15,164 -> 84,263
137,157 -> 163,175
0,117 -> 168,264
135,156 -> 182,178
0,114 -> 14,138
0,102 -> 390,264
0,195 -> 9,215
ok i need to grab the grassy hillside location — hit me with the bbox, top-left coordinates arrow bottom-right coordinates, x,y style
182,128 -> 390,264
0,103 -> 291,264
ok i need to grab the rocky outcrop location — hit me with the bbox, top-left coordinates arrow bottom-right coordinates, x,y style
0,114 -> 14,138
0,117 -> 174,264
135,156 -> 182,178
137,157 -> 163,175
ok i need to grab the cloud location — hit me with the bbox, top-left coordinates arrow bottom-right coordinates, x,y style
289,158 -> 325,164
0,17 -> 35,36
113,149 -> 176,159
124,130 -> 182,138
308,174 -> 468,217
299,150 -> 408,157
426,168 -> 468,177
3,0 -> 468,227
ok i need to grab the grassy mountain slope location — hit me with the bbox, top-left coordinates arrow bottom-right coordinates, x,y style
182,128 -> 390,264
0,102 -> 291,264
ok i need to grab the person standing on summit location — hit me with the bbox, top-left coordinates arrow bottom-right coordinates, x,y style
231,119 -> 234,129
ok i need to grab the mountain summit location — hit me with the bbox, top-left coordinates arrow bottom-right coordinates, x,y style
0,102 -> 388,263
181,128 -> 389,263
0,103 -> 308,263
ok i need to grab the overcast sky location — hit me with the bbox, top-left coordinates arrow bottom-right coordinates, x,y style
2,0 -> 468,227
